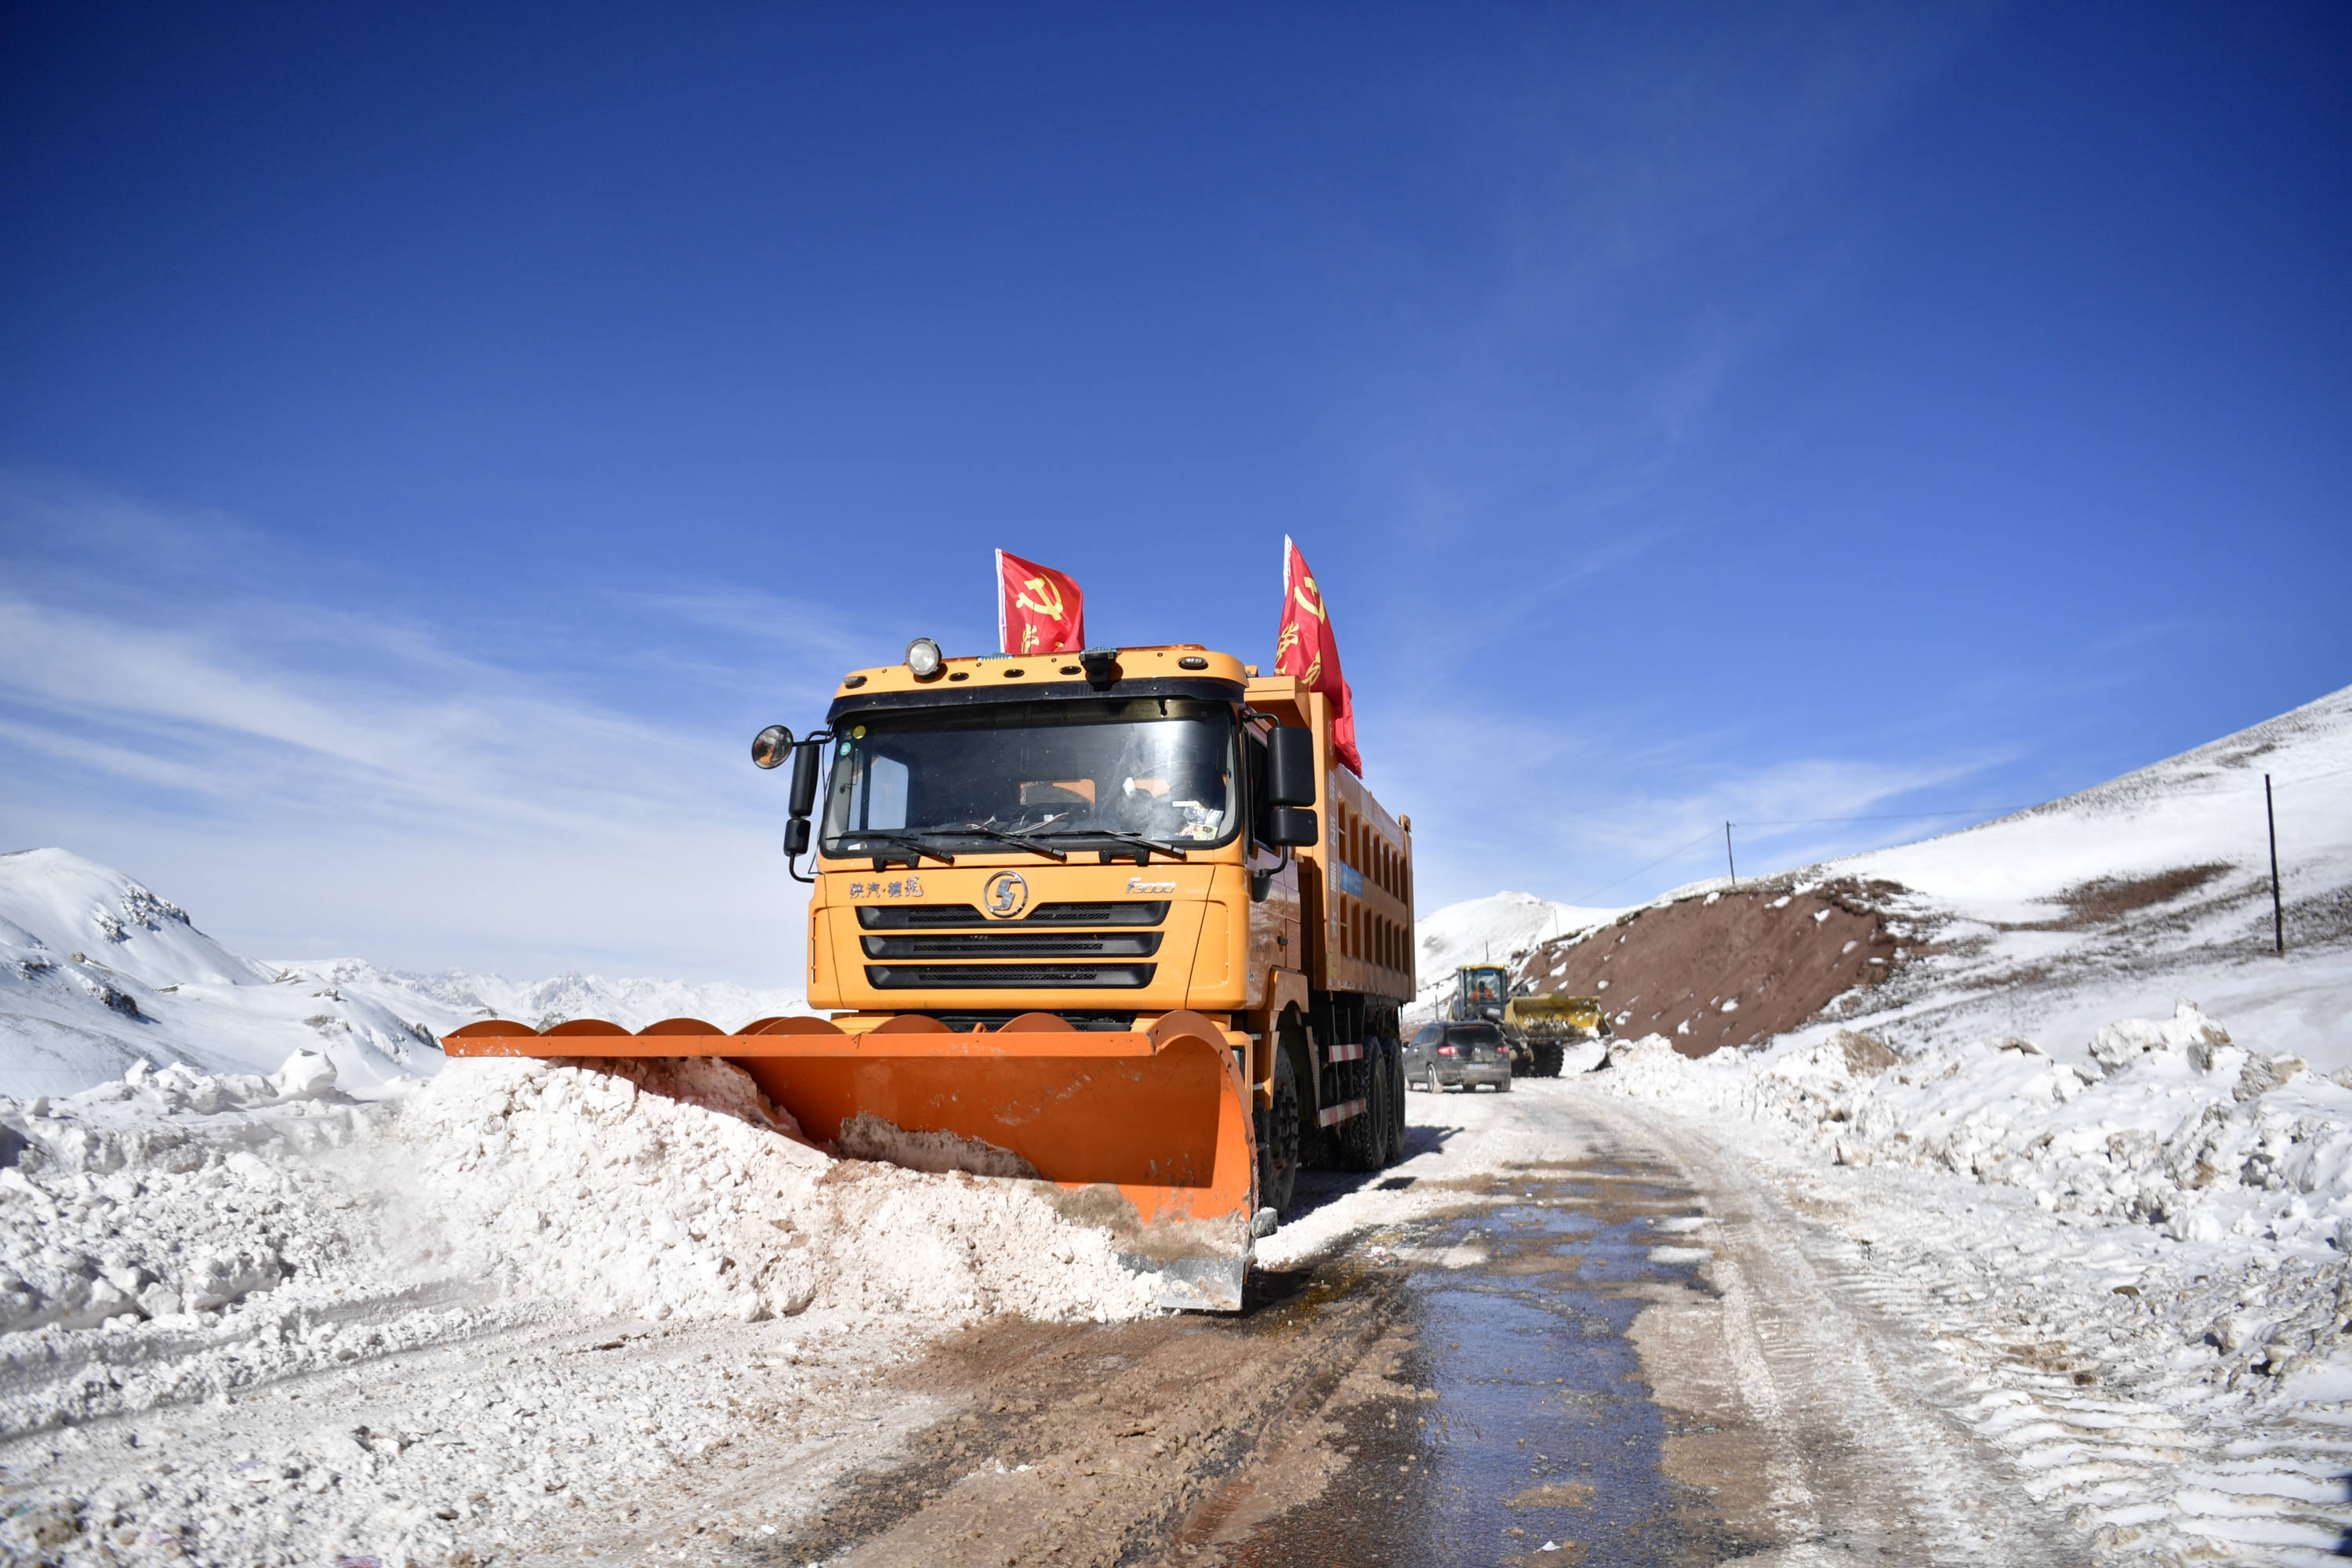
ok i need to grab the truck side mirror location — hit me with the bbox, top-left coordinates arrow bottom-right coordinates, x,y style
783,818 -> 812,856
1265,805 -> 1319,848
787,740 -> 823,818
751,725 -> 793,769
1266,727 -> 1316,808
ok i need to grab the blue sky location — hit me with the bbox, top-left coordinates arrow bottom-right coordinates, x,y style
2,3 -> 2347,983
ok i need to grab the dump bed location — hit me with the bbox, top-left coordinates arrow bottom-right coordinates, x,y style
1242,675 -> 1414,1004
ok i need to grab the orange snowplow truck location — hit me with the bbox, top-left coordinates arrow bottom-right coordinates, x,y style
442,641 -> 1415,1309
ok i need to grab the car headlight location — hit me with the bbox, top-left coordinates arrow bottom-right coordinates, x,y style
906,637 -> 944,677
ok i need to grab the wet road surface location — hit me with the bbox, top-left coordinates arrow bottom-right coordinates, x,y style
762,1087 -> 2071,1568
1214,1160 -> 1762,1568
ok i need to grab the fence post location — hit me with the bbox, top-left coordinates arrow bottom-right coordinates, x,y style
2267,774 -> 2284,956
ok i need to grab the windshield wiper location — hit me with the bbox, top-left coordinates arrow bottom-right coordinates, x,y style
830,831 -> 957,868
934,822 -> 1069,862
1035,827 -> 1190,863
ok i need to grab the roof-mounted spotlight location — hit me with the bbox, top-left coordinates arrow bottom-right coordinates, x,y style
906,637 -> 945,679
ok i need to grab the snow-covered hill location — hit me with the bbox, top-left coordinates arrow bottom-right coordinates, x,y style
1807,681 -> 2352,1068
0,849 -> 809,1098
1466,682 -> 2352,1070
1409,890 -> 1621,1021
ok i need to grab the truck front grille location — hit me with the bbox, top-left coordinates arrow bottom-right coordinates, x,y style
860,931 -> 1162,960
856,901 -> 1169,930
865,964 -> 1158,989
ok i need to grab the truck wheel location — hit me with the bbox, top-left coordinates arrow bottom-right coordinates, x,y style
1257,1050 -> 1301,1214
1535,1040 -> 1565,1078
1374,1044 -> 1392,1166
1336,1045 -> 1387,1172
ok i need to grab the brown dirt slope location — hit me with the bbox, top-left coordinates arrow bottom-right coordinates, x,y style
1513,880 -> 1902,1057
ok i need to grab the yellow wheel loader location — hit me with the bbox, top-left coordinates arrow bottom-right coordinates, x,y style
443,641 -> 1416,1310
1446,965 -> 1606,1077
1504,993 -> 1610,1077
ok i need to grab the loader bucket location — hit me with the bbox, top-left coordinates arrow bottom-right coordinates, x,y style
441,1010 -> 1258,1311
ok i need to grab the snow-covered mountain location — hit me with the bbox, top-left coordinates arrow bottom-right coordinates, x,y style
0,848 -> 809,1098
1409,890 -> 1622,1021
274,958 -> 808,1037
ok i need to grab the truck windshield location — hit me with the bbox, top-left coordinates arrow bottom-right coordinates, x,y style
822,697 -> 1240,855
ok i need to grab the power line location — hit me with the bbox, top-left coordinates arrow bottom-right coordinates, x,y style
1732,763 -> 2352,829
1733,806 -> 2035,826
1561,826 -> 1724,908
1532,760 -> 2347,937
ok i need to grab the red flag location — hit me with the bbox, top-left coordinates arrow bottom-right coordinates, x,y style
996,550 -> 1087,656
1273,535 -> 1362,777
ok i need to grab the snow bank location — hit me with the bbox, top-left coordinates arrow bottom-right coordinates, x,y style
1596,1001 -> 2351,1241
0,1054 -> 372,1338
1591,995 -> 2352,1377
0,1044 -> 1170,1568
397,1058 -> 1157,1327
0,1048 -> 1159,1370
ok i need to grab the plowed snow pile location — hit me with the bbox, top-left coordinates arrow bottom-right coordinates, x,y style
1584,1008 -> 2352,1562
0,1052 -> 1157,1566
400,1057 -> 1157,1327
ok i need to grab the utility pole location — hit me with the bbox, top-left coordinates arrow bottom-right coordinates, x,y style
1725,822 -> 1738,891
2267,774 -> 2284,956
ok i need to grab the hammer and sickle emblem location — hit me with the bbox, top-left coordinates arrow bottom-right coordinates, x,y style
1291,574 -> 1326,622
983,870 -> 1030,919
1014,576 -> 1066,623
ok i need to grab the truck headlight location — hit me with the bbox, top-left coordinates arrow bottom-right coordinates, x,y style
906,637 -> 944,678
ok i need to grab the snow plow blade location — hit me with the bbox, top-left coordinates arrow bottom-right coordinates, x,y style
441,1010 -> 1258,1312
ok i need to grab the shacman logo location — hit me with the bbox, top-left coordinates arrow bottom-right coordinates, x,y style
983,870 -> 1029,919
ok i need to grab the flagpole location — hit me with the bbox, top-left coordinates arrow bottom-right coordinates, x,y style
994,548 -> 1007,656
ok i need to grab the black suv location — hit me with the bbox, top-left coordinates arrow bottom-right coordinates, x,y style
1403,1022 -> 1514,1093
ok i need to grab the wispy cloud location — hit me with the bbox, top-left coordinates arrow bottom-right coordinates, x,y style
0,478 -> 840,981
1377,681 -> 2013,911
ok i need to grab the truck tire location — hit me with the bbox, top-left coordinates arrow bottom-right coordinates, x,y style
1374,1044 -> 1392,1166
1534,1040 -> 1565,1078
1335,1044 -> 1386,1172
1257,1049 -> 1301,1214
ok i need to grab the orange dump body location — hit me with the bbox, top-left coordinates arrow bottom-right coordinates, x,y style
441,1009 -> 1257,1310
